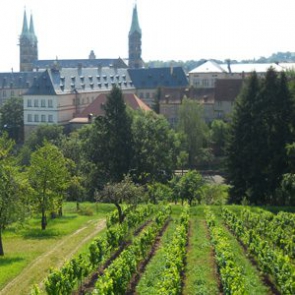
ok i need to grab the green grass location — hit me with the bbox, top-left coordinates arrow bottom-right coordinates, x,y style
0,202 -> 114,294
136,220 -> 177,295
183,206 -> 219,295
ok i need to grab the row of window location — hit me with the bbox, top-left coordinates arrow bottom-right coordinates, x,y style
27,99 -> 53,108
27,114 -> 54,123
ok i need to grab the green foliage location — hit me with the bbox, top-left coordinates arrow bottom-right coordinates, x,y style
0,97 -> 24,143
157,207 -> 189,294
94,206 -> 171,294
206,208 -> 246,294
19,124 -> 64,166
131,110 -> 177,183
177,170 -> 204,205
147,182 -> 172,203
278,173 -> 295,206
223,207 -> 295,294
28,141 -> 71,230
177,98 -> 210,167
210,119 -> 229,157
201,183 -> 229,205
86,85 -> 133,185
0,133 -> 29,255
226,68 -> 294,204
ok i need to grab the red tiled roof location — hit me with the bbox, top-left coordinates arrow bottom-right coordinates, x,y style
76,93 -> 151,118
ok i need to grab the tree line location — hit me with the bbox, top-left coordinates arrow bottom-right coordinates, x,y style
0,85 -> 227,256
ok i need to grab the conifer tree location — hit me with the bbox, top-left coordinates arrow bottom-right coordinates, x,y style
87,85 -> 133,185
227,68 -> 295,204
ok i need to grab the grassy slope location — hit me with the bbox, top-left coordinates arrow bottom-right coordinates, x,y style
183,206 -> 219,295
136,220 -> 177,295
0,202 -> 113,295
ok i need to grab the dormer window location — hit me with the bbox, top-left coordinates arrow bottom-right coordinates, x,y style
88,75 -> 93,81
80,76 -> 84,82
96,75 -> 100,80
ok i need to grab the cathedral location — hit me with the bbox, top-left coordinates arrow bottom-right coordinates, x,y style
19,4 -> 143,71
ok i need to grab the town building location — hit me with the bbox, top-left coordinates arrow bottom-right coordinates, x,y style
23,66 -> 136,136
128,67 -> 189,107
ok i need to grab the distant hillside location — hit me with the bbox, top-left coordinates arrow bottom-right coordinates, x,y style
146,52 -> 295,72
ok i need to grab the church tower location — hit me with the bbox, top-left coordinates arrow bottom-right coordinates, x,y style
19,10 -> 38,72
128,4 -> 143,69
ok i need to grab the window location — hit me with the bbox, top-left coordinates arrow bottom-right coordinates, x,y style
41,114 -> 46,122
27,99 -> 32,107
48,115 -> 53,122
48,99 -> 53,108
34,99 -> 39,107
202,79 -> 209,87
41,99 -> 46,107
34,114 -> 39,122
3,90 -> 6,97
27,114 -> 32,122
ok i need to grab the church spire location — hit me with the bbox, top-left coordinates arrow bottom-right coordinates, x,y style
129,4 -> 141,36
29,13 -> 35,35
21,9 -> 29,35
128,3 -> 143,69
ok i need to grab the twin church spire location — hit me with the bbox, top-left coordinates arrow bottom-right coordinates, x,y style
19,10 -> 38,71
19,5 -> 143,71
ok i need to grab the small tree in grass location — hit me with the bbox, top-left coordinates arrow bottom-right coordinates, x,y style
28,141 -> 70,230
99,175 -> 143,223
177,170 -> 204,205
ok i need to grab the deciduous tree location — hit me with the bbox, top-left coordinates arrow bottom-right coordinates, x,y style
0,97 -> 24,143
177,98 -> 209,167
0,134 -> 29,255
28,141 -> 70,230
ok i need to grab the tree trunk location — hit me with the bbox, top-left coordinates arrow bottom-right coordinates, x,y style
76,201 -> 80,211
41,208 -> 47,230
0,229 -> 4,256
58,205 -> 63,217
114,203 -> 124,223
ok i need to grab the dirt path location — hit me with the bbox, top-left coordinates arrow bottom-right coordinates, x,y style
0,219 -> 106,295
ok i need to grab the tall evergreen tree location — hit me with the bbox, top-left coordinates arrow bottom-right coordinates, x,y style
226,72 -> 262,203
87,85 -> 133,185
227,68 -> 295,204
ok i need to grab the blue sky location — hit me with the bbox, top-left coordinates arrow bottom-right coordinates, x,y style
1,0 -> 295,71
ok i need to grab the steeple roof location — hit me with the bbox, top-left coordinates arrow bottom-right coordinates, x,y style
21,10 -> 29,36
129,4 -> 141,36
29,13 -> 37,42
